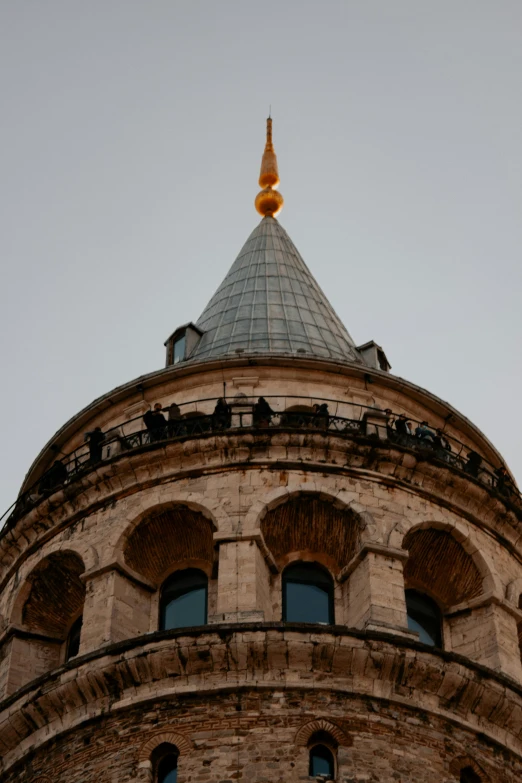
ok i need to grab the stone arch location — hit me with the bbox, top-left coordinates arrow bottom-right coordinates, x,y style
138,729 -> 192,762
16,550 -> 86,637
259,491 -> 364,572
123,503 -> 217,586
402,525 -> 484,609
295,719 -> 352,747
245,484 -> 372,536
389,516 -> 500,595
449,755 -> 490,781
115,496 -> 220,553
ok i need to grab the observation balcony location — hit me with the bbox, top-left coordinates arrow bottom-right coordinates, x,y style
2,395 -> 519,534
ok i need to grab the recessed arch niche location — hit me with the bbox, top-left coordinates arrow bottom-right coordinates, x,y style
123,504 -> 216,585
260,493 -> 361,572
403,528 -> 483,609
22,550 -> 85,638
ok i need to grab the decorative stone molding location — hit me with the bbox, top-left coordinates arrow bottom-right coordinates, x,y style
138,728 -> 192,764
2,625 -> 522,774
294,718 -> 352,747
338,543 -> 409,583
449,755 -> 490,780
80,557 -> 156,592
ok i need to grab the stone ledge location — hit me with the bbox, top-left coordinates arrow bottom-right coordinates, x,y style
1,623 -> 522,773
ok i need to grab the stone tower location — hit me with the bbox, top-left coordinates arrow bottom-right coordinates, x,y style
1,120 -> 522,783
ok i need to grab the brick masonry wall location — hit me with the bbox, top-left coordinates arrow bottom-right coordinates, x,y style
4,688 -> 521,783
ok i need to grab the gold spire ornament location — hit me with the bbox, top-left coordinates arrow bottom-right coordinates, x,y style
255,117 -> 284,217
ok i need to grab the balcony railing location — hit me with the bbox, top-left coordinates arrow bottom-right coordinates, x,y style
1,396 -> 519,531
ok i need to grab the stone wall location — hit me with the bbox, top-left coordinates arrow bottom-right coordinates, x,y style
3,682 -> 521,782
2,360 -> 522,780
1,455 -> 522,702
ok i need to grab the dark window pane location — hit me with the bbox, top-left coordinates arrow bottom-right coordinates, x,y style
309,745 -> 334,778
158,754 -> 178,783
406,589 -> 442,648
160,569 -> 208,631
162,587 -> 206,630
173,335 -> 186,364
66,615 -> 83,660
283,563 -> 333,624
285,581 -> 330,624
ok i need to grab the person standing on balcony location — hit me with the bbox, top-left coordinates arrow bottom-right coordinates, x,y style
494,465 -> 514,497
313,403 -> 329,429
433,429 -> 451,452
395,414 -> 412,436
415,421 -> 435,443
213,398 -> 231,430
253,397 -> 273,427
144,403 -> 167,441
85,427 -> 105,463
464,450 -> 482,477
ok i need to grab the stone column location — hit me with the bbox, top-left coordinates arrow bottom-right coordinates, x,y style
0,631 -> 61,699
211,537 -> 273,623
341,544 -> 414,637
446,597 -> 522,683
80,561 -> 154,653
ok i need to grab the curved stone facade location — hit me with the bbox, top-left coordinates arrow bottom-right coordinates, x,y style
1,357 -> 522,781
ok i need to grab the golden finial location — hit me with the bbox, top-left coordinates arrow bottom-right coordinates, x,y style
255,116 -> 284,218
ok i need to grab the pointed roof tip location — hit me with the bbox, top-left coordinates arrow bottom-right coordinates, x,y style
255,116 -> 284,218
189,216 -> 363,365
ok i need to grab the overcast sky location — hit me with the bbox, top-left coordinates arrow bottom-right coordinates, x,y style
1,2 -> 521,516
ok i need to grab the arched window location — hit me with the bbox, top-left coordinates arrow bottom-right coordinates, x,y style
460,767 -> 481,783
309,744 -> 335,779
160,568 -> 208,630
66,615 -> 83,660
152,743 -> 179,783
405,589 -> 442,647
283,562 -> 334,625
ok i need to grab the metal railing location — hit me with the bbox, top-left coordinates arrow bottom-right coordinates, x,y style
1,396 -> 519,531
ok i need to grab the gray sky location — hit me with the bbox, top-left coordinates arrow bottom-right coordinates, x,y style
1,2 -> 521,515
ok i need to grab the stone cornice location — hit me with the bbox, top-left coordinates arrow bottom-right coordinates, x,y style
1,624 -> 522,774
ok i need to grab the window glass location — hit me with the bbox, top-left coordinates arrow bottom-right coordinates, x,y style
158,754 -> 178,783
173,335 -> 186,364
160,569 -> 208,630
309,744 -> 334,778
283,563 -> 333,625
406,589 -> 442,647
66,615 -> 83,660
460,767 -> 481,783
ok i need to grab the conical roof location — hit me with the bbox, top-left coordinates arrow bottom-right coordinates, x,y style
189,217 -> 362,364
